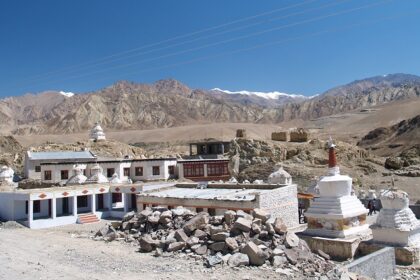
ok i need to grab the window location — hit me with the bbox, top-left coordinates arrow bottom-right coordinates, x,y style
77,196 -> 88,208
107,168 -> 115,178
61,170 -> 69,180
152,166 -> 160,176
26,201 -> 41,214
168,165 -> 175,175
44,170 -> 52,180
35,166 -> 41,172
123,167 -> 130,177
183,163 -> 204,177
207,162 -> 229,176
135,167 -> 143,176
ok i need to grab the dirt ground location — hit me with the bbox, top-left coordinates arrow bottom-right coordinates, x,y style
0,221 -> 290,280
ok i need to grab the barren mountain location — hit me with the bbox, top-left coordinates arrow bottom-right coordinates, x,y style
1,74 -> 419,135
358,114 -> 420,157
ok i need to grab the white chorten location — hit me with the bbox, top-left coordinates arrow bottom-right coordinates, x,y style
371,189 -> 420,247
89,122 -> 106,141
85,164 -> 108,183
304,138 -> 369,238
109,173 -> 122,184
268,165 -> 292,185
0,166 -> 14,184
66,164 -> 87,185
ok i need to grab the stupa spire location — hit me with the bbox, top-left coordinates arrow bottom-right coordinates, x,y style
327,137 -> 340,175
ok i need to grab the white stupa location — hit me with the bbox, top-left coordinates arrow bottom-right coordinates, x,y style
89,122 -> 106,141
66,164 -> 87,185
109,173 -> 122,184
85,164 -> 108,183
268,165 -> 292,185
371,189 -> 420,247
304,138 -> 369,238
0,166 -> 14,185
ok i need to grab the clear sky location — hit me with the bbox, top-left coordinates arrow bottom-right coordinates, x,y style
1,0 -> 420,97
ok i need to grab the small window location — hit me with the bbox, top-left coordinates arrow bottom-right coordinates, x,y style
61,170 -> 69,180
152,166 -> 160,176
135,167 -> 143,176
123,167 -> 130,177
107,168 -> 115,178
44,170 -> 52,181
208,208 -> 216,216
35,166 -> 41,172
168,165 -> 175,175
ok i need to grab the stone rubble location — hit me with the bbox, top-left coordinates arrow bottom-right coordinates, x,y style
94,206 -> 347,278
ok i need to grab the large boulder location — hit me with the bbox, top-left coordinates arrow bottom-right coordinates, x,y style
183,212 -> 209,234
233,218 -> 252,232
252,209 -> 271,223
139,235 -> 160,252
241,241 -> 266,266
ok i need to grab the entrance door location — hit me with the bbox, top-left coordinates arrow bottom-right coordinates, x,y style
131,194 -> 137,210
62,197 -> 69,214
98,194 -> 104,210
48,200 -> 51,217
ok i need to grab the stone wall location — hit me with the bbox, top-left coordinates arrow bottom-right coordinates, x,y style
289,128 -> 309,142
259,184 -> 299,229
236,129 -> 246,138
271,132 -> 288,142
347,247 -> 395,279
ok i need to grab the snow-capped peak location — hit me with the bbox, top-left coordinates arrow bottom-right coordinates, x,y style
59,91 -> 75,97
211,88 -> 308,100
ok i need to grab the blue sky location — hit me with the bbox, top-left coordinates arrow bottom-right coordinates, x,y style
1,0 -> 420,97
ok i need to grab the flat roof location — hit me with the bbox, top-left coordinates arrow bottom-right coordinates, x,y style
28,151 -> 96,160
177,158 -> 229,163
141,186 -> 273,201
40,157 -> 177,165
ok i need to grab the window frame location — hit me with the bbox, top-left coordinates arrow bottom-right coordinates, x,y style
60,170 -> 69,180
152,166 -> 160,176
123,167 -> 130,177
135,166 -> 143,176
44,170 -> 52,181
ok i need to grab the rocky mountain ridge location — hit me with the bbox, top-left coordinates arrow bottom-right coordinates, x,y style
1,74 -> 419,135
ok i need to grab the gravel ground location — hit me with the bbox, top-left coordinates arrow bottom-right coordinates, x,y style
0,221 -> 293,280
1,219 -> 419,280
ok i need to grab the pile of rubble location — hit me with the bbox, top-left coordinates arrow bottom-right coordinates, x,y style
95,207 -> 340,277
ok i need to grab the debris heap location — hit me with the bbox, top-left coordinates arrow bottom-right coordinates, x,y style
96,207 -> 338,277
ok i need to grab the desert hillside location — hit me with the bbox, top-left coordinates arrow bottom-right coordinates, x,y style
1,74 -> 419,135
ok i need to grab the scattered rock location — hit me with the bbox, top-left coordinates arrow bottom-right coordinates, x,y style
228,253 -> 249,267
285,232 -> 299,248
233,218 -> 252,232
241,241 -> 266,266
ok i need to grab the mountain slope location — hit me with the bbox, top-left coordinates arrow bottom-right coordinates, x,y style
1,74 -> 419,135
357,114 -> 420,156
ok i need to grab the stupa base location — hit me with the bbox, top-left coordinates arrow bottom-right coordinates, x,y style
298,232 -> 370,261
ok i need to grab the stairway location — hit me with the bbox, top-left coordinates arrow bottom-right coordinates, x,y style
78,213 -> 100,224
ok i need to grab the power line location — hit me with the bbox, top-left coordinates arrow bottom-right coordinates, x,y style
22,0 -> 351,84
16,0 -> 392,90
69,7 -> 420,89
21,0 -> 318,82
